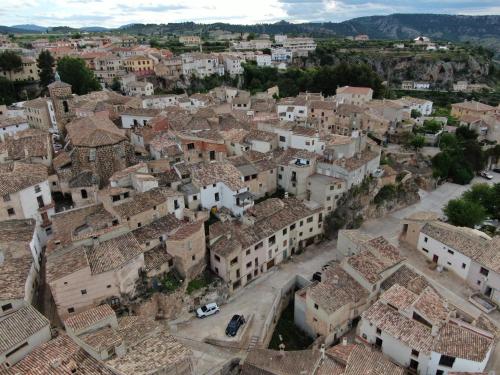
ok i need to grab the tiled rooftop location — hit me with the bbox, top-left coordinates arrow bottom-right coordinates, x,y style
191,161 -> 246,191
64,304 -> 115,333
0,305 -> 49,353
0,162 -> 48,196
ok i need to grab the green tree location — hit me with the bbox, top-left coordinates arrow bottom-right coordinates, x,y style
444,198 -> 486,228
37,50 -> 55,90
0,51 -> 22,81
411,109 -> 421,118
462,183 -> 495,216
110,77 -> 121,92
409,134 -> 425,150
57,56 -> 100,95
0,76 -> 17,105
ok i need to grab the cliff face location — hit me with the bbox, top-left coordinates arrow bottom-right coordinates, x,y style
306,53 -> 491,87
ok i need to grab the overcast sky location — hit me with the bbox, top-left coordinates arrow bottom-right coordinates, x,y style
2,0 -> 499,28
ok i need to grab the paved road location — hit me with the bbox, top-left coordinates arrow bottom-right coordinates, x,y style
173,173 -> 500,373
173,242 -> 336,348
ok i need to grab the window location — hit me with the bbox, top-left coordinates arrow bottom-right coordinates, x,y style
246,261 -> 252,268
137,223 -> 142,228
246,249 -> 251,255
462,263 -> 466,269
300,221 -> 303,227
3,194 -> 10,202
1,303 -> 13,312
436,371 -> 444,375
268,235 -> 276,246
447,249 -> 454,255
34,185 -> 41,193
81,189 -> 88,199
424,236 -> 428,243
279,136 -> 286,142
215,254 -> 221,262
214,192 -> 220,202
307,217 -> 313,223
314,303 -> 318,310
282,228 -> 287,235
255,242 -> 263,250
37,196 -> 44,208
376,327 -> 382,335
81,289 -> 87,295
438,355 -> 456,368
230,257 -> 238,266
192,255 -> 196,261
89,148 -> 96,161
68,307 -> 75,314
411,349 -> 419,357
187,143 -> 195,150
174,199 -> 180,209
107,285 -> 111,288
480,267 -> 489,277
283,240 -> 287,247
7,208 -> 15,216
422,248 -> 429,253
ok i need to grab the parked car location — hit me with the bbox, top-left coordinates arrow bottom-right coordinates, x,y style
479,171 -> 493,180
492,168 -> 500,173
225,314 -> 245,337
196,302 -> 220,318
312,271 -> 322,282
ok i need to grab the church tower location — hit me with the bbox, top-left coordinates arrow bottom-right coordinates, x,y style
48,72 -> 74,134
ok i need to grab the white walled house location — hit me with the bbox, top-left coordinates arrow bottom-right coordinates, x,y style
417,222 -> 492,280
0,117 -> 29,140
125,81 -> 154,97
190,162 -> 254,217
358,284 -> 495,375
256,54 -> 272,67
120,109 -> 160,129
0,163 -> 54,244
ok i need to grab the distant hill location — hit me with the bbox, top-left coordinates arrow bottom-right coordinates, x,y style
12,24 -> 46,32
1,14 -> 499,50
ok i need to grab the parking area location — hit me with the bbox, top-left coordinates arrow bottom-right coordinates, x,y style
172,241 -> 336,349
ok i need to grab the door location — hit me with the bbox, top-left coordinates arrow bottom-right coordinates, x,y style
409,359 -> 418,371
432,255 -> 439,263
267,259 -> 275,270
375,337 -> 383,348
485,286 -> 492,297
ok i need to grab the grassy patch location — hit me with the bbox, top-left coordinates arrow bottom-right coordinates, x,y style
186,271 -> 216,295
161,272 -> 182,293
269,300 -> 313,351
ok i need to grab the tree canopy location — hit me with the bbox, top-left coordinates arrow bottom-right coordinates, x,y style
241,62 -> 384,98
37,50 -> 55,90
0,51 -> 22,80
443,198 -> 486,228
57,56 -> 100,95
432,126 -> 485,185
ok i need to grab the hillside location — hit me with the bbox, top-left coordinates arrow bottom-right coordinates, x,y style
1,14 -> 499,52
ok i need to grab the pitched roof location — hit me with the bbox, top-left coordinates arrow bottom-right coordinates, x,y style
0,305 -> 49,353
112,188 -> 181,219
342,345 -> 405,375
434,322 -> 493,362
85,232 -> 143,274
337,86 -> 373,95
0,334 -> 114,375
0,162 -> 48,196
66,116 -> 126,147
64,304 -> 115,333
132,214 -> 183,244
191,161 -> 246,191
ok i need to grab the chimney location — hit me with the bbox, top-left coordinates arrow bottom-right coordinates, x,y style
332,275 -> 339,285
342,337 -> 348,346
284,192 -> 289,199
320,344 -> 326,361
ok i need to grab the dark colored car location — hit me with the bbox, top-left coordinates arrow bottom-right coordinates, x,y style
225,314 -> 245,337
493,168 -> 500,173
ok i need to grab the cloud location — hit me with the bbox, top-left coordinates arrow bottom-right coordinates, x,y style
0,0 -> 498,27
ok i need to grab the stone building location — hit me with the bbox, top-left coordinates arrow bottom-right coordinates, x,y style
65,116 -> 135,188
48,79 -> 74,133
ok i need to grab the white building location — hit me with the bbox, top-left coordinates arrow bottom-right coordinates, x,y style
256,54 -> 272,67
0,117 -> 29,140
182,53 -> 224,78
190,162 -> 254,217
395,96 -> 433,116
271,47 -> 293,63
358,284 -> 495,375
120,108 -> 160,129
0,163 -> 54,243
223,55 -> 244,76
125,81 -> 154,97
